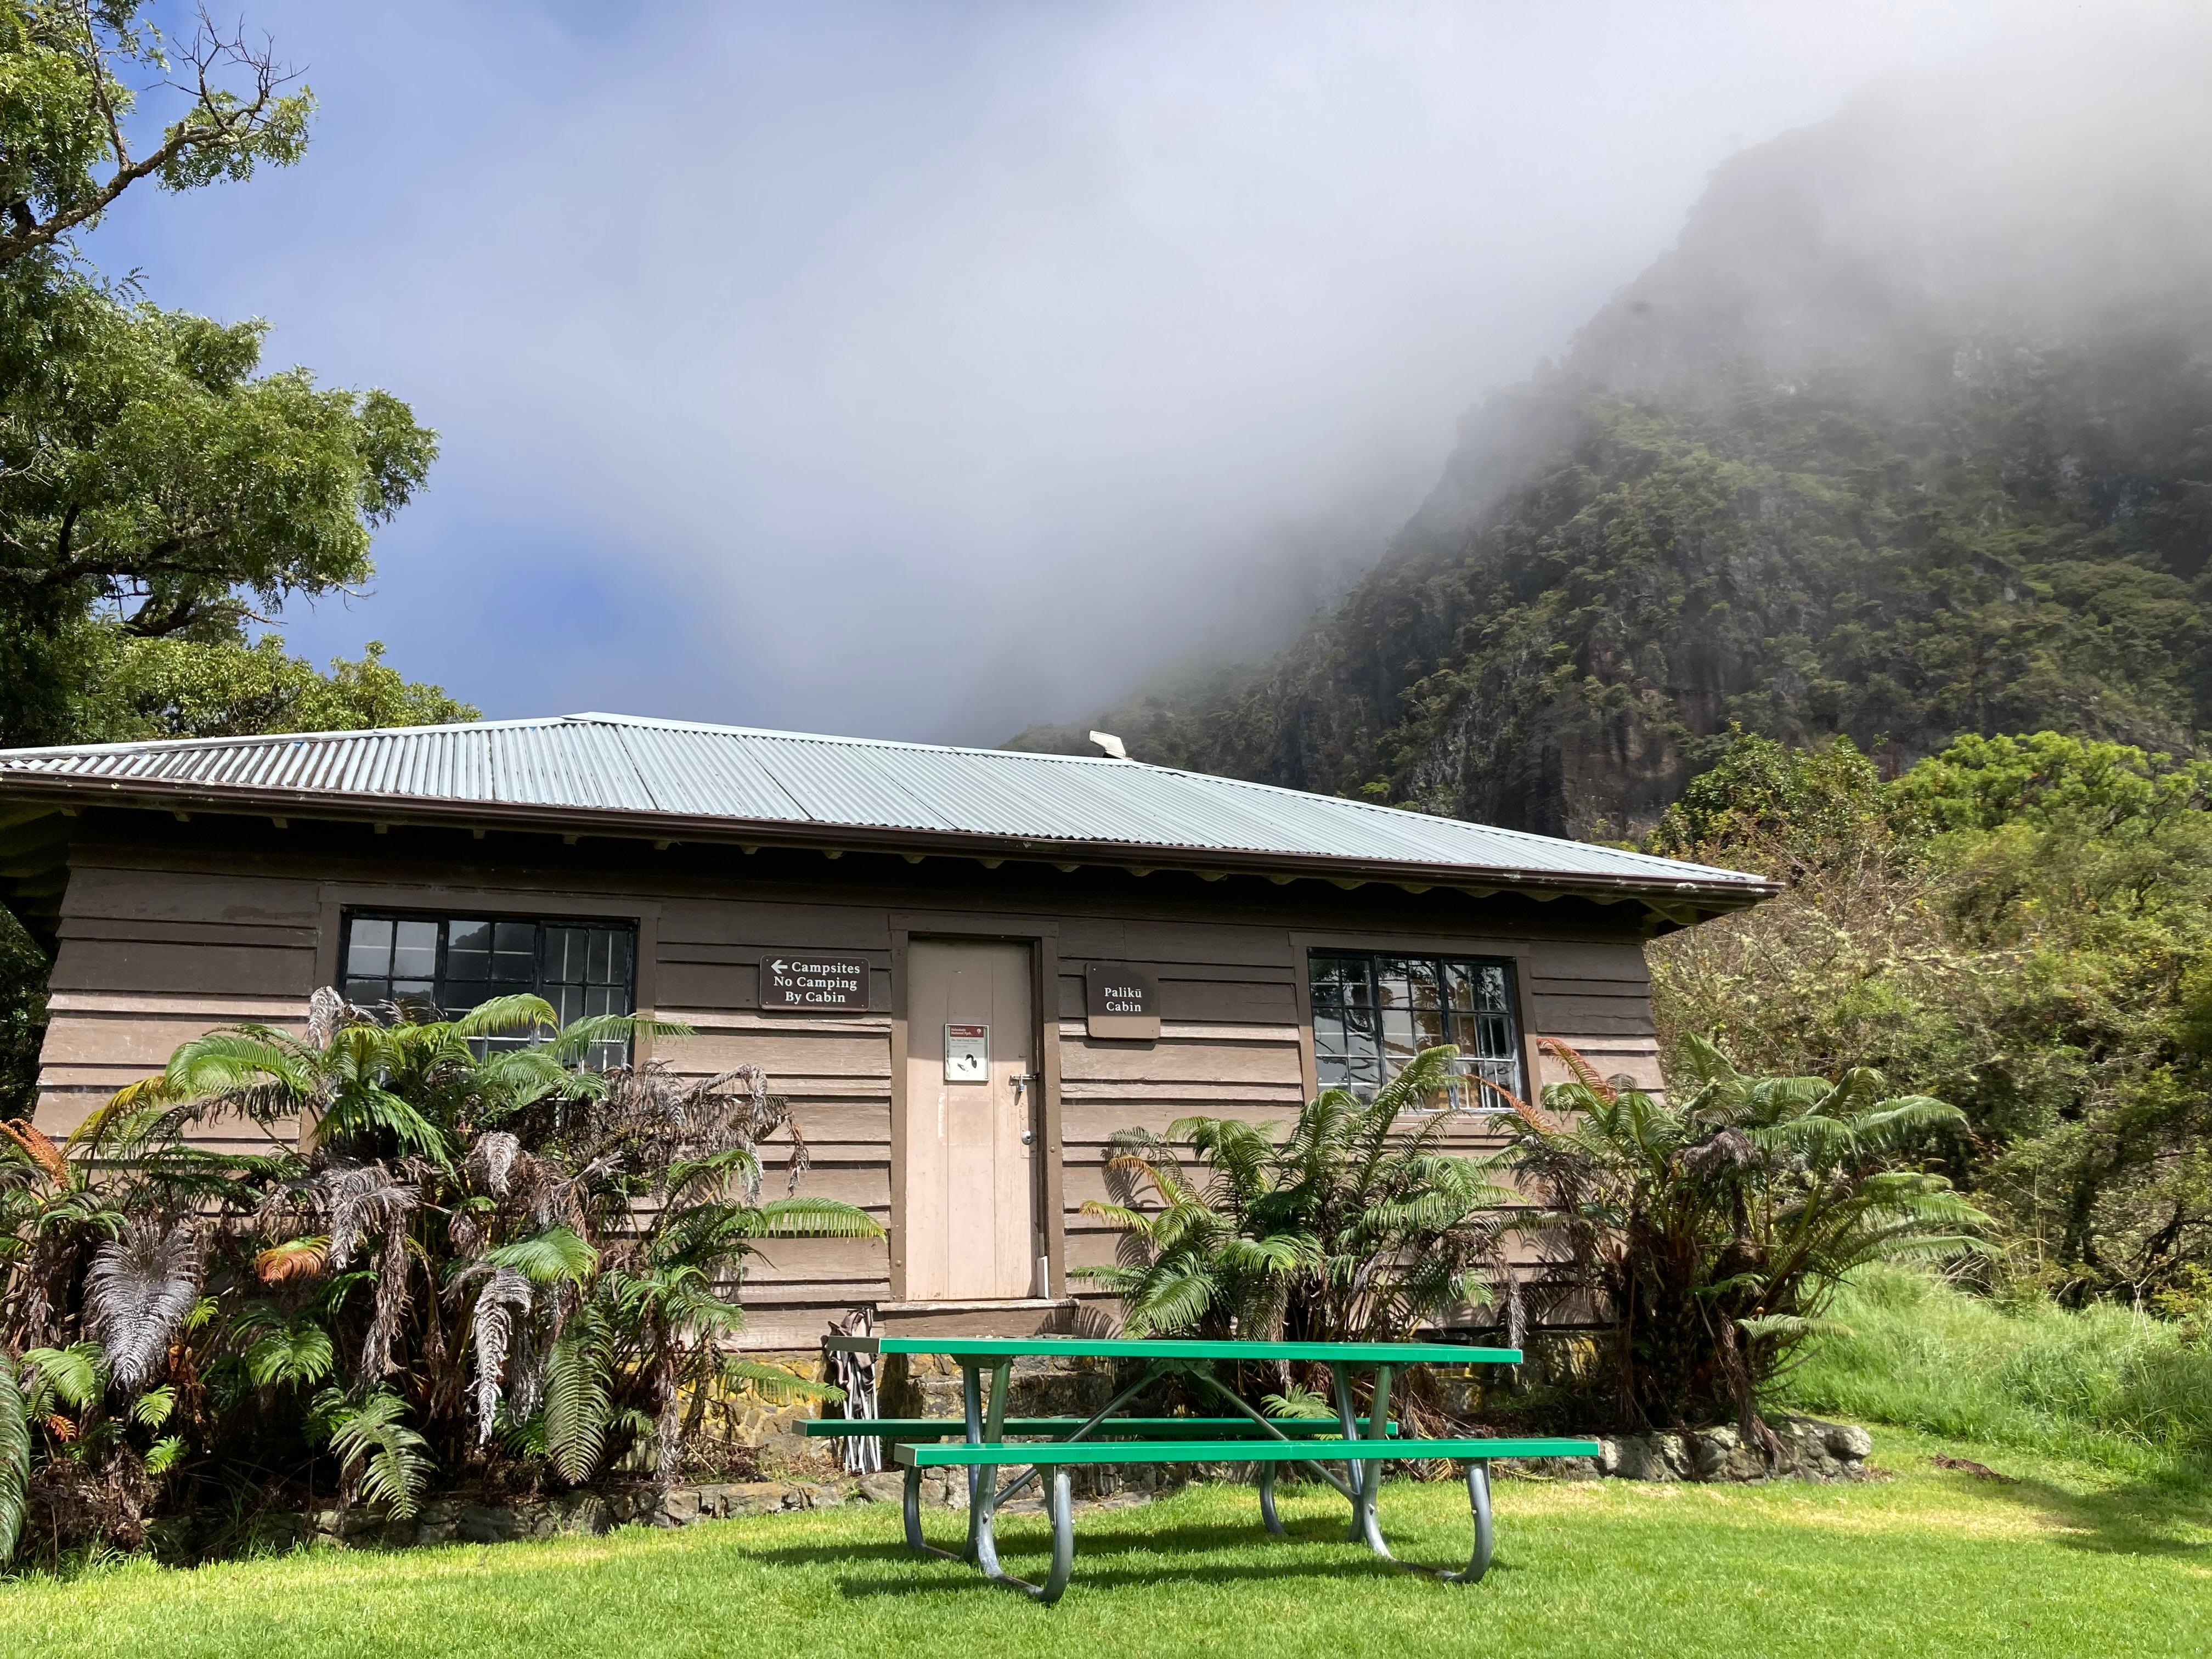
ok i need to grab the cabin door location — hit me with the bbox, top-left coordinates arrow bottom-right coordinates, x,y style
903,939 -> 1039,1299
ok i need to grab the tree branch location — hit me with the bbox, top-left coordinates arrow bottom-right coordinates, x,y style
0,7 -> 302,270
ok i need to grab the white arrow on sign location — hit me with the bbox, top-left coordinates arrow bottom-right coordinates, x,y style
771,960 -> 788,974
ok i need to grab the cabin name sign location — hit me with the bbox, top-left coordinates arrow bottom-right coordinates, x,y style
758,952 -> 872,1011
1085,961 -> 1161,1040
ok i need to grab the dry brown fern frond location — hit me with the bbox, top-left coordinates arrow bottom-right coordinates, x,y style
1466,1072 -> 1568,1136
255,1236 -> 330,1284
0,1117 -> 68,1181
1536,1036 -> 1616,1103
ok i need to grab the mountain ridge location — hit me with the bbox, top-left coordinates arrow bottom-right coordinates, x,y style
1009,52 -> 2212,837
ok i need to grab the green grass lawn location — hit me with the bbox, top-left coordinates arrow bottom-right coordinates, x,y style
2,1426 -> 2205,1659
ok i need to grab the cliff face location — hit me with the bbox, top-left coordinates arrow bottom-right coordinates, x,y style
1009,55 -> 2212,837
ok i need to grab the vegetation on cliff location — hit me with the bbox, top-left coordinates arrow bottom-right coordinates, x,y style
1015,67 -> 2212,839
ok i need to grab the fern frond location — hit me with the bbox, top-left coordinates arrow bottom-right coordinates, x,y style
0,1357 -> 29,1563
544,1319 -> 614,1484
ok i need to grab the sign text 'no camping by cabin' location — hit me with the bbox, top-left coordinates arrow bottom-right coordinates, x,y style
1085,961 -> 1160,1040
759,952 -> 872,1010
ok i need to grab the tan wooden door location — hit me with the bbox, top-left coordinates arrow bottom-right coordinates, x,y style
903,940 -> 1038,1299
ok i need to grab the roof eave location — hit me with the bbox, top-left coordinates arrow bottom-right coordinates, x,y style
0,771 -> 1778,909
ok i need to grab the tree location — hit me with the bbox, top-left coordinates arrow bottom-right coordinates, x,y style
80,636 -> 475,742
1,2 -> 311,272
0,3 -> 460,1121
1649,727 -> 2212,1304
0,3 -> 445,749
0,285 -> 441,747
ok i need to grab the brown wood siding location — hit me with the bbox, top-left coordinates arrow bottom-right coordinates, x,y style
33,812 -> 1670,1346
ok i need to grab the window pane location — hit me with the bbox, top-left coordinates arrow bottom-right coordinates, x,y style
493,921 -> 535,983
390,980 -> 436,1016
1473,963 -> 1511,1013
392,919 -> 439,979
442,977 -> 490,1014
447,919 -> 493,981
342,911 -> 637,1065
347,918 -> 393,978
544,927 -> 581,985
1309,949 -> 1521,1108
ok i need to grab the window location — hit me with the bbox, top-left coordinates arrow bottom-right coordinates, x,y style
1308,951 -> 1525,1110
341,910 -> 637,1068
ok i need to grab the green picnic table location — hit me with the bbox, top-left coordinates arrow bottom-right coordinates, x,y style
814,1334 -> 1599,1604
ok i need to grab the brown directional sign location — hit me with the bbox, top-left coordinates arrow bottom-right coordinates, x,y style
759,952 -> 872,1011
1085,962 -> 1160,1040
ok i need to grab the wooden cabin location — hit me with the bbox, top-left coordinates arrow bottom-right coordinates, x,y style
0,714 -> 1769,1347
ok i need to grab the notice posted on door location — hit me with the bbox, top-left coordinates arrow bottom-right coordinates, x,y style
944,1023 -> 989,1082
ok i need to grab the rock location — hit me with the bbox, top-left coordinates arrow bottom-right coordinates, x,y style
856,1471 -> 907,1504
1594,1415 -> 1874,1484
656,1489 -> 702,1527
720,1481 -> 793,1516
1823,1423 -> 1874,1460
458,1505 -> 523,1543
1600,1432 -> 1690,1481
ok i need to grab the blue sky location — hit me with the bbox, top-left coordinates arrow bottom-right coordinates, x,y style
86,1 -> 2137,742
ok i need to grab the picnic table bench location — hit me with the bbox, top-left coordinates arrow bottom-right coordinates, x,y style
817,1334 -> 1598,1604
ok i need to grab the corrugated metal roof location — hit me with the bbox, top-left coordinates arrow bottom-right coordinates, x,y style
0,712 -> 1768,895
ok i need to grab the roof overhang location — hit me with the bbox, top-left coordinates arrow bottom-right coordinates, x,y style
0,770 -> 1779,916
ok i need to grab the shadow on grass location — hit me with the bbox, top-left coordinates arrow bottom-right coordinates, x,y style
1916,1462 -> 2212,1559
744,1511 -> 1494,1599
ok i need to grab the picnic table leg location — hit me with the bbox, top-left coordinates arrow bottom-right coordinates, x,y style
973,1462 -> 1077,1604
901,1463 -> 961,1561
1350,1365 -> 1392,1553
962,1361 -> 1012,1565
1459,1460 -> 1497,1583
991,1360 -> 1175,1507
1345,1445 -> 1500,1584
1258,1464 -> 1285,1535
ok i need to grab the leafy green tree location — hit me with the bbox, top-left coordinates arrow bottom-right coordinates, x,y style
0,3 -> 463,1121
0,3 -> 448,749
0,2 -> 311,272
74,636 -> 475,742
1651,727 -> 2212,1304
0,287 -> 440,747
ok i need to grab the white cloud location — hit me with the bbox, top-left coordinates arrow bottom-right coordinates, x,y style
100,0 -> 2142,738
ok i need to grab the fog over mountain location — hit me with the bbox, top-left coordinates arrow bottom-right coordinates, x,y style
82,1 -> 2138,744
1017,30 -> 2212,833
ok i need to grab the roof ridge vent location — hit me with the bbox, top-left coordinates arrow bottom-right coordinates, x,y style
1088,731 -> 1131,761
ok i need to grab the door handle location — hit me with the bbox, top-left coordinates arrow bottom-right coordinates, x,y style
1010,1072 -> 1035,1106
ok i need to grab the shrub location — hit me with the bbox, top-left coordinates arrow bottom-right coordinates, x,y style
1503,1038 -> 1988,1447
0,990 -> 879,1562
1077,1046 -> 1522,1345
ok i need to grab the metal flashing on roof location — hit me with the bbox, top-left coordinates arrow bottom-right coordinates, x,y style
0,713 -> 1773,901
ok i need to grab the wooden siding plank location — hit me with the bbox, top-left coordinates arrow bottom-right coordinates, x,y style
1058,1037 -> 1303,1086
60,863 -> 322,926
48,939 -> 314,998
